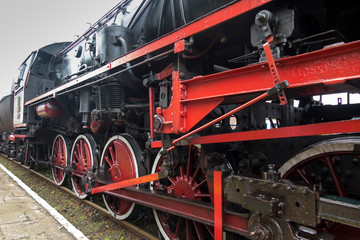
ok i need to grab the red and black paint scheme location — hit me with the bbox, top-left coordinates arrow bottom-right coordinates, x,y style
1,0 -> 360,239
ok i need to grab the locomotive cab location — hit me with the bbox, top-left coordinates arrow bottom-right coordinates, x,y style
13,42 -> 70,129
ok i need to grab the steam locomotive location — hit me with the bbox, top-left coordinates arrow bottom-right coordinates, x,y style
1,0 -> 360,239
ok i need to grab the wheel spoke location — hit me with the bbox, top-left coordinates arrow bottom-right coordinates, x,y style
191,165 -> 201,184
56,140 -> 61,154
186,219 -> 194,240
84,143 -> 91,169
77,142 -> 82,157
76,143 -> 81,159
295,167 -> 313,184
204,224 -> 214,239
105,156 -> 113,168
73,151 -> 80,162
168,177 -> 176,186
324,156 -> 347,197
160,213 -> 171,224
109,145 -> 116,164
60,140 -> 64,155
174,217 -> 183,237
180,165 -> 185,178
194,179 -> 207,191
193,221 -> 205,240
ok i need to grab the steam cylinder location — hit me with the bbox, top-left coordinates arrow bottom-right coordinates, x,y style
0,94 -> 13,132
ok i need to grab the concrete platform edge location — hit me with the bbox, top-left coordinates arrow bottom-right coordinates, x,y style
0,164 -> 89,240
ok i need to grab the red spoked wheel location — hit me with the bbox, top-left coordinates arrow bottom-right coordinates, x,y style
70,134 -> 96,199
101,134 -> 145,220
279,137 -> 360,240
151,146 -> 216,240
51,134 -> 69,186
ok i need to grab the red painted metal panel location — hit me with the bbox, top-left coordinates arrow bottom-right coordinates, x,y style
172,92 -> 269,147
91,172 -> 159,194
172,71 -> 185,133
158,41 -> 360,136
185,98 -> 224,133
182,41 -> 360,102
263,36 -> 287,105
151,141 -> 162,148
8,134 -> 26,141
214,171 -> 223,240
156,64 -> 173,81
174,40 -> 185,53
105,187 -> 249,235
189,119 -> 360,145
263,36 -> 280,82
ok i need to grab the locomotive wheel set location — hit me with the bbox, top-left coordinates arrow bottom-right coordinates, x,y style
1,0 -> 360,239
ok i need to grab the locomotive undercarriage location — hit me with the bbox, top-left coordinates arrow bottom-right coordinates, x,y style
5,0 -> 360,239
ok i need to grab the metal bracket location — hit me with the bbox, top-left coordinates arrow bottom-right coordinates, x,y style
225,175 -> 318,226
319,195 -> 360,228
267,80 -> 289,96
174,40 -> 186,53
214,171 -> 223,240
263,36 -> 288,105
86,171 -> 169,195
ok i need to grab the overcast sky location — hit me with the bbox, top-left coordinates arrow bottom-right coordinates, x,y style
0,0 -> 120,99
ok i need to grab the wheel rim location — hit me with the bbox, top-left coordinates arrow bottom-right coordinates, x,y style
151,146 -> 215,240
101,135 -> 140,220
279,137 -> 360,240
51,134 -> 68,186
70,135 -> 95,199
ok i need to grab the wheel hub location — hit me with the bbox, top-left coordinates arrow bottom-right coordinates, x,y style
55,152 -> 65,165
107,160 -> 121,181
168,176 -> 200,199
78,157 -> 86,171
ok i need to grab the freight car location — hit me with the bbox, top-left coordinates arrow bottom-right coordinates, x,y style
2,0 -> 360,239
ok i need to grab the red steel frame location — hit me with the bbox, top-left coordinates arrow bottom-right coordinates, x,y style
189,119 -> 360,145
155,40 -> 360,135
214,171 -> 224,240
104,187 -> 249,235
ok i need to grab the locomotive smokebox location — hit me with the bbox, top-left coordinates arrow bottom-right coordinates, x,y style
36,100 -> 64,118
96,24 -> 133,64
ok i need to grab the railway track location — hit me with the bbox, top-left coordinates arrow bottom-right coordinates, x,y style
0,154 -> 158,240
